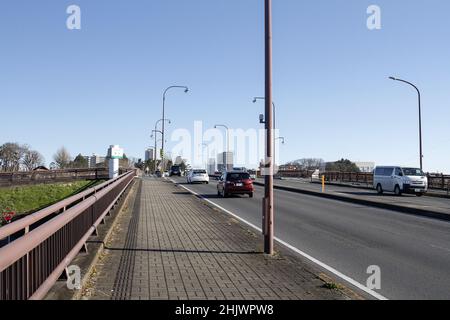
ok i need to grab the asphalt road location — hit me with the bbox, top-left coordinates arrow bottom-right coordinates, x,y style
256,178 -> 450,212
170,176 -> 450,300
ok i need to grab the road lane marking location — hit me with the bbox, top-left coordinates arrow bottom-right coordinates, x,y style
170,178 -> 388,301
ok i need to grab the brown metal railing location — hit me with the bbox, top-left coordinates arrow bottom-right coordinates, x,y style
0,170 -> 135,300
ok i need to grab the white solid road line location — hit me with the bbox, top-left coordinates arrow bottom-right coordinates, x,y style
171,178 -> 388,301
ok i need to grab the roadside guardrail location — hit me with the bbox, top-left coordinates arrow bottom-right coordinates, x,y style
0,170 -> 136,300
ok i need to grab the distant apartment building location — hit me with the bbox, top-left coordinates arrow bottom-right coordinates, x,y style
89,154 -> 106,168
145,148 -> 155,162
217,152 -> 233,172
207,158 -> 216,175
355,162 -> 375,173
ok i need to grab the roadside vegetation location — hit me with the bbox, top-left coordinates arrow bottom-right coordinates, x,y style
0,180 -> 102,226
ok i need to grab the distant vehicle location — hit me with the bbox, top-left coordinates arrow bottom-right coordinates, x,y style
155,170 -> 162,178
248,169 -> 257,180
373,166 -> 428,196
163,171 -> 169,177
169,165 -> 181,177
311,169 -> 321,181
187,169 -> 209,184
217,171 -> 254,198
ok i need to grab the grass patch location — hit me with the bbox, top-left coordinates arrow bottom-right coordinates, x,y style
0,180 -> 103,226
322,282 -> 343,291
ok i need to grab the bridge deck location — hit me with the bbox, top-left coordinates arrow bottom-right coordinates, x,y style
80,177 -> 356,300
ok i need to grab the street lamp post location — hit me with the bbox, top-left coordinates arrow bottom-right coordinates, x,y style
153,119 -> 170,173
389,77 -> 423,170
264,0 -> 274,255
162,86 -> 189,171
155,138 -> 164,173
214,124 -> 230,171
151,129 -> 162,172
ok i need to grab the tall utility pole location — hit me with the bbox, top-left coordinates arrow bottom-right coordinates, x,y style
264,0 -> 274,255
389,77 -> 423,170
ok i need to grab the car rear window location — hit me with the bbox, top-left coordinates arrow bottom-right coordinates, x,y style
193,170 -> 206,174
226,173 -> 250,181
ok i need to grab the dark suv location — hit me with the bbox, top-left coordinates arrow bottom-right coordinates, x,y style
217,171 -> 254,198
169,165 -> 181,177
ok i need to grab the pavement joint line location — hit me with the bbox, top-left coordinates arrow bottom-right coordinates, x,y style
169,178 -> 388,301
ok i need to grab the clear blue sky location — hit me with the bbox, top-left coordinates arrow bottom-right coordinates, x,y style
1,1 -> 449,172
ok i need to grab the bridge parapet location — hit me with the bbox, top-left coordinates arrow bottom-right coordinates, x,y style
0,170 -> 136,300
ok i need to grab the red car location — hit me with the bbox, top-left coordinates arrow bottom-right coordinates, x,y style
217,171 -> 254,198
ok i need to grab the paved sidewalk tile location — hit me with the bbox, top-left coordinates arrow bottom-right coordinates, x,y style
80,178 -> 358,300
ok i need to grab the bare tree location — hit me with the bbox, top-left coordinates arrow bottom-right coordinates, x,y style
53,147 -> 71,169
287,158 -> 325,170
0,142 -> 27,172
22,150 -> 45,171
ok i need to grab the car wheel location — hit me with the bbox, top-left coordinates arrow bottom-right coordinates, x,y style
394,185 -> 402,196
376,184 -> 383,195
416,193 -> 423,197
249,192 -> 253,198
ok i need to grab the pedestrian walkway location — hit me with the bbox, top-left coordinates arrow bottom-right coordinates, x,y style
80,177 -> 357,300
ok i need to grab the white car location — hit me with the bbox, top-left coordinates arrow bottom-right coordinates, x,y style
373,166 -> 428,196
187,169 -> 209,184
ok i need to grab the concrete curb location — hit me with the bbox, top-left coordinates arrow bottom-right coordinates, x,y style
253,182 -> 450,222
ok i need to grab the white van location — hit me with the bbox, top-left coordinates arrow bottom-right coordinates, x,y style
373,166 -> 428,196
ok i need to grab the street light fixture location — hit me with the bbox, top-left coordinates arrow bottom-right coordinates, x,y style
389,76 -> 423,170
253,97 -> 276,130
162,86 -> 189,170
275,137 -> 285,144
